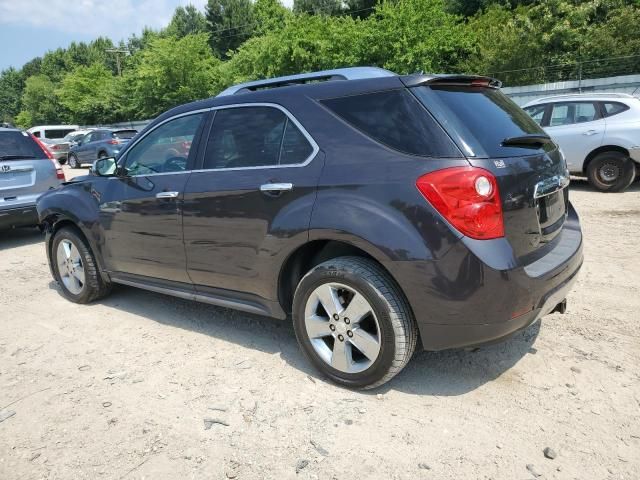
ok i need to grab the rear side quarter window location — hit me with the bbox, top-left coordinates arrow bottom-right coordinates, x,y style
321,89 -> 460,157
602,102 -> 630,118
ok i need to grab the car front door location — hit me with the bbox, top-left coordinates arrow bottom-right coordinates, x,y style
76,132 -> 96,162
544,101 -> 605,172
181,104 -> 323,309
98,112 -> 207,284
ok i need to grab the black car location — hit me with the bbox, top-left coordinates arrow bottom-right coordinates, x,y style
37,67 -> 583,389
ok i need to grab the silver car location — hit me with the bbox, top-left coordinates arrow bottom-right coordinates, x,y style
523,93 -> 640,192
0,127 -> 65,230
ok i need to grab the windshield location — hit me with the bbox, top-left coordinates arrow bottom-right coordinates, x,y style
412,86 -> 551,158
0,131 -> 44,159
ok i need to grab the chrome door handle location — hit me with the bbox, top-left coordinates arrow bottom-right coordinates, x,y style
156,191 -> 179,199
260,183 -> 293,193
582,129 -> 598,136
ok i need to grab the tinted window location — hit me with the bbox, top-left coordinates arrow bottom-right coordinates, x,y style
524,105 -> 546,125
44,128 -> 75,139
125,113 -> 204,175
0,131 -> 46,159
413,86 -> 547,157
550,102 -> 597,126
203,107 -> 313,169
113,130 -> 137,139
322,89 -> 458,157
603,102 -> 629,117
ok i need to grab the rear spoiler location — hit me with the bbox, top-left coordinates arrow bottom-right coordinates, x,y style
400,74 -> 502,89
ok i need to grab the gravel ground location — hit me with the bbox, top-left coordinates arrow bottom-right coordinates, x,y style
0,168 -> 639,480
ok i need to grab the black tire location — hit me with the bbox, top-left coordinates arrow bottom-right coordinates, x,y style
59,157 -> 67,165
586,151 -> 636,192
98,151 -> 107,159
68,153 -> 80,169
292,256 -> 417,389
51,227 -> 112,304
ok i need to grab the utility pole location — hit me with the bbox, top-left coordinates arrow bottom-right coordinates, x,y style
105,48 -> 130,76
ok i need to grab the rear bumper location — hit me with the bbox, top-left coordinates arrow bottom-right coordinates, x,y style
0,205 -> 39,230
387,204 -> 583,351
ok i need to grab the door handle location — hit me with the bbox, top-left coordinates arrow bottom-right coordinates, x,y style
156,191 -> 179,199
582,129 -> 598,136
260,183 -> 293,194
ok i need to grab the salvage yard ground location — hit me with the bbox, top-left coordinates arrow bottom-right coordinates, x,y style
0,167 -> 639,480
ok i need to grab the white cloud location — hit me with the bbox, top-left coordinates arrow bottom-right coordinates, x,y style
0,0 -> 291,42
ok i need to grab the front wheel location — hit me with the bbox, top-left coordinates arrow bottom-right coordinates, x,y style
292,257 -> 417,389
586,151 -> 635,192
51,227 -> 112,303
68,153 -> 80,169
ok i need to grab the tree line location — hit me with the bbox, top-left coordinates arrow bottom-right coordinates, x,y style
1,0 -> 639,127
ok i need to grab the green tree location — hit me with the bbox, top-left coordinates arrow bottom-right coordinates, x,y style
344,0 -> 379,18
293,0 -> 344,15
19,74 -> 63,125
57,64 -> 119,125
0,68 -> 24,123
206,0 -> 255,58
254,0 -> 290,34
126,33 -> 222,118
166,5 -> 208,38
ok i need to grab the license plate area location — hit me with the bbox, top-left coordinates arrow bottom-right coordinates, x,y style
537,188 -> 567,235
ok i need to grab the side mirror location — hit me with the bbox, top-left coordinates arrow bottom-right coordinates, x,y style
92,157 -> 118,177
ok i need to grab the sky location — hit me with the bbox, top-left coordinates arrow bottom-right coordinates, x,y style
0,0 -> 292,71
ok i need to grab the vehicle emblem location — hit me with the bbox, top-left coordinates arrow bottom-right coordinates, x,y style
493,160 -> 506,168
1,165 -> 10,173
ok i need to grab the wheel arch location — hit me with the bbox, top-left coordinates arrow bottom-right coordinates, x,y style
277,238 -> 406,317
583,145 -> 630,173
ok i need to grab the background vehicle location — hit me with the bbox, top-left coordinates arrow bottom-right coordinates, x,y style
0,127 -> 64,230
67,129 -> 138,168
41,129 -> 94,164
27,125 -> 79,141
523,93 -> 640,191
38,67 -> 582,389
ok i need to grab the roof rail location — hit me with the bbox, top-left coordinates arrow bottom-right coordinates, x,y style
532,92 -> 636,103
216,67 -> 396,97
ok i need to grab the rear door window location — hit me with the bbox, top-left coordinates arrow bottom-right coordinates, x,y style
203,106 -> 314,170
321,89 -> 459,157
0,131 -> 46,159
549,102 -> 598,126
413,85 -> 548,158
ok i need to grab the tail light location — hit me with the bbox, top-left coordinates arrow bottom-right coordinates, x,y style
416,166 -> 504,240
29,134 -> 65,180
107,139 -> 121,145
50,144 -> 62,150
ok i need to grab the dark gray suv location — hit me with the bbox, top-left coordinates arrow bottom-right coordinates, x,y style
37,67 -> 583,389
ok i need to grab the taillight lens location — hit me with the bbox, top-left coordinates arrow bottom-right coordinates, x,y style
107,139 -> 120,145
30,134 -> 54,159
416,166 -> 504,240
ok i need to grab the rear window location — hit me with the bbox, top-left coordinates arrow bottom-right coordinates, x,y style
113,130 -> 137,139
413,86 -> 548,158
321,89 -> 460,157
44,128 -> 75,139
0,131 -> 46,159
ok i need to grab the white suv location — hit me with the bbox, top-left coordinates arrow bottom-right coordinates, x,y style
523,93 -> 640,192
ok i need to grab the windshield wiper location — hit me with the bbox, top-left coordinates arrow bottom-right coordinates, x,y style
502,134 -> 553,147
0,155 -> 37,160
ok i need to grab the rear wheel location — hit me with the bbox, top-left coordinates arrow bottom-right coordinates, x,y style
586,151 -> 635,192
98,151 -> 107,159
292,257 -> 417,389
51,227 -> 111,303
68,153 -> 80,169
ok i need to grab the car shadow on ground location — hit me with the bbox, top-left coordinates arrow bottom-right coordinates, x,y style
48,280 -> 539,396
0,227 -> 43,251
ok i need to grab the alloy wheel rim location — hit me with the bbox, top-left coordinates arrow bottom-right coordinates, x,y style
56,239 -> 86,295
304,282 -> 381,374
599,163 -> 619,183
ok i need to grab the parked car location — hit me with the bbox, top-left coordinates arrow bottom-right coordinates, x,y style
67,129 -> 138,168
523,93 -> 640,191
1,127 -> 65,230
41,129 -> 94,164
37,67 -> 583,389
27,125 -> 79,141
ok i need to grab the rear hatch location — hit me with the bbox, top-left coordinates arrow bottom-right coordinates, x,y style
112,129 -> 137,146
410,79 -> 569,261
0,130 -> 62,208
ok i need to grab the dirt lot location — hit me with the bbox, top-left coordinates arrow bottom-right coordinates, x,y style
1,168 -> 639,480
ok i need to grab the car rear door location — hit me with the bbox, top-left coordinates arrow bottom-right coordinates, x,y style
98,112 -> 207,284
544,101 -> 605,172
181,104 -> 322,304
